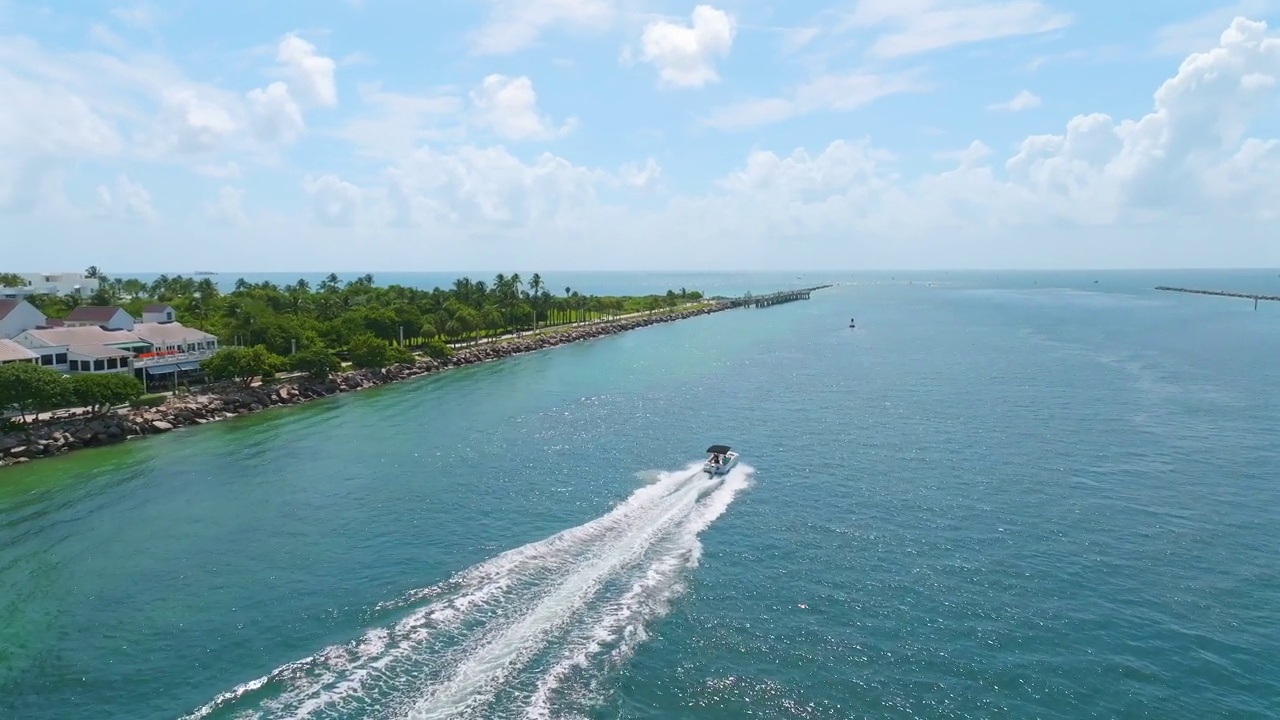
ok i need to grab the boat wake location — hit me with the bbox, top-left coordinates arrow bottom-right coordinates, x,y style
182,461 -> 753,720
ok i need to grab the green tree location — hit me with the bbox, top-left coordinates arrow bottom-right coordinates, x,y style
202,346 -> 286,386
348,334 -> 413,369
291,347 -> 341,380
0,272 -> 28,287
0,363 -> 68,421
68,373 -> 144,414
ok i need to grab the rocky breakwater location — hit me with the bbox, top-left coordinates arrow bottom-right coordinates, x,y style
0,304 -> 726,468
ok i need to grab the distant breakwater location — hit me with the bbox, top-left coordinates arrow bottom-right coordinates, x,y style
0,304 -> 730,469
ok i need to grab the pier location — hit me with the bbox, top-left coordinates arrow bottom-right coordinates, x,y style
727,285 -> 831,308
1155,286 -> 1280,310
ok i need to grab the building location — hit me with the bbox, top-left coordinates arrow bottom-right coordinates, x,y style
64,305 -> 135,330
0,298 -> 48,339
130,322 -> 219,383
0,273 -> 101,299
141,304 -> 176,323
0,338 -> 39,365
11,326 -> 148,375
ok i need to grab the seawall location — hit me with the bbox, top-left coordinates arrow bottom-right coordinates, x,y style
0,304 -> 729,469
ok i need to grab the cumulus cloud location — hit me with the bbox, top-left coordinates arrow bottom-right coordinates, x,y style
637,5 -> 735,88
329,16 -> 1280,268
468,74 -> 576,140
276,33 -> 338,107
303,173 -> 362,226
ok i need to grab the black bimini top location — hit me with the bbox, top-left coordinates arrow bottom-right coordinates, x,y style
706,444 -> 732,455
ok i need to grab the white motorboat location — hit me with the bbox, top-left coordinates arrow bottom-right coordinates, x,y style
703,444 -> 739,475
849,317 -> 856,328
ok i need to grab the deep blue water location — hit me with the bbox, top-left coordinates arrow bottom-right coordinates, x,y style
1,271 -> 1278,719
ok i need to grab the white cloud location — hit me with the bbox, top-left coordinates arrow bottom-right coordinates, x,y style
327,16 -> 1280,268
195,162 -> 241,179
337,84 -> 465,159
303,173 -> 362,226
1153,0 -> 1274,56
275,33 -> 337,107
471,0 -> 615,55
207,186 -> 248,225
618,157 -> 662,189
703,71 -> 927,129
638,5 -> 735,88
95,174 -> 156,222
158,87 -> 239,152
840,0 -> 1073,58
111,4 -> 155,28
246,81 -> 305,143
988,89 -> 1041,111
469,74 -> 576,140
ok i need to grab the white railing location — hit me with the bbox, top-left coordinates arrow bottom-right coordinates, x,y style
132,348 -> 218,368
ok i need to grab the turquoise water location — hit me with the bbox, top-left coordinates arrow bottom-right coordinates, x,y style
2,271 -> 1279,719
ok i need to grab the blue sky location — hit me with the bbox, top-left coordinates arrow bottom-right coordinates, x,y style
1,0 -> 1278,271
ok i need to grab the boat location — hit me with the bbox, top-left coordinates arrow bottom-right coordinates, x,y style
703,445 -> 739,475
849,317 -> 856,328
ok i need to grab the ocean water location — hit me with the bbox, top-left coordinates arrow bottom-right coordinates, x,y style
1,270 -> 1279,719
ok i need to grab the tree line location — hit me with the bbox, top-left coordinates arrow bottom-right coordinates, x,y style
20,269 -> 704,357
1,269 -> 707,419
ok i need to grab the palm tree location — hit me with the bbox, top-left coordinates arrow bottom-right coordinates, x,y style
84,265 -> 102,279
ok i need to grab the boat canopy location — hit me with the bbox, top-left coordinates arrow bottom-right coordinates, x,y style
706,444 -> 732,455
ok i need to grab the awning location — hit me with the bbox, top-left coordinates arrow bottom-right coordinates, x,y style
145,364 -> 181,375
177,363 -> 199,371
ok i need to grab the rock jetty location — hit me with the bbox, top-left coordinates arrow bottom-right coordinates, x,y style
0,304 -> 726,468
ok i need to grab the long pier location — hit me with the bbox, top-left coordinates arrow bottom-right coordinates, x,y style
1155,286 -> 1280,310
726,285 -> 832,308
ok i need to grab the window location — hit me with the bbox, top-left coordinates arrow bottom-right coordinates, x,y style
107,358 -> 118,370
40,354 -> 53,366
54,353 -> 67,365
69,360 -> 80,371
93,359 -> 105,371
166,311 -> 173,321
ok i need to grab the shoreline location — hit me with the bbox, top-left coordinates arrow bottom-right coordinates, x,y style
0,304 -> 730,469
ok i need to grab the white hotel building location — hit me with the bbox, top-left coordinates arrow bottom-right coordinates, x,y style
1,300 -> 219,384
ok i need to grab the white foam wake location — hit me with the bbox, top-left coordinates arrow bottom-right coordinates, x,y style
182,461 -> 752,720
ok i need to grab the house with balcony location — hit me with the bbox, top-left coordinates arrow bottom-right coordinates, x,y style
130,322 -> 219,383
0,298 -> 47,339
10,326 -> 149,375
0,338 -> 39,365
63,305 -> 135,330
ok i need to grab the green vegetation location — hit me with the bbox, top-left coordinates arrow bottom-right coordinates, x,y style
66,373 -> 145,414
25,271 -> 703,359
202,346 -> 286,387
0,364 -> 66,420
129,394 -> 168,409
290,347 -> 342,380
0,363 -> 144,419
0,272 -> 27,287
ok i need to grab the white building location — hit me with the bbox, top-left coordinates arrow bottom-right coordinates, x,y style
11,326 -> 149,375
0,273 -> 101,299
0,338 -> 39,365
0,299 -> 48,339
142,304 -> 176,323
63,305 -> 135,330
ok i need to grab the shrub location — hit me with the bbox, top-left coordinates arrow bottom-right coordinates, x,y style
421,338 -> 453,359
68,373 -> 144,414
129,393 -> 167,409
290,347 -> 342,380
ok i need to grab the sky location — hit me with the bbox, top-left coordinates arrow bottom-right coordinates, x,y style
1,0 -> 1279,272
